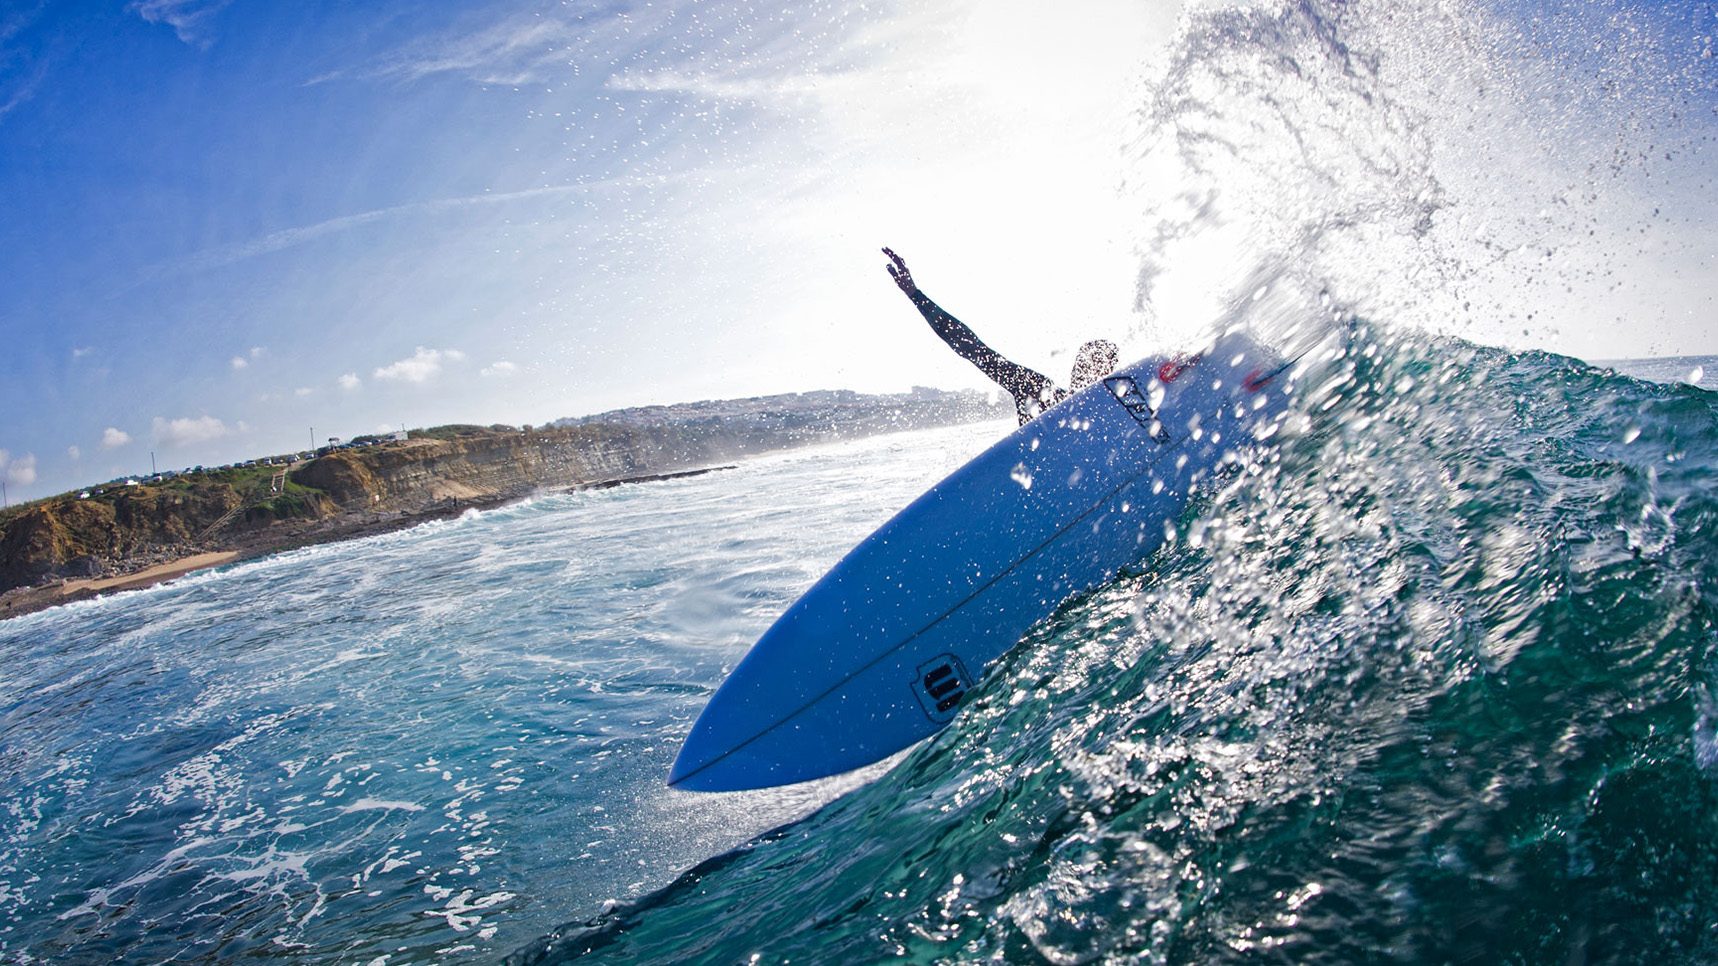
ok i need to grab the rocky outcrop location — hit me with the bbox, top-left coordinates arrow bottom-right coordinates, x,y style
0,484 -> 241,589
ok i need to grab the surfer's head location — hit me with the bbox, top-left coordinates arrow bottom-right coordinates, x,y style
1070,340 -> 1118,391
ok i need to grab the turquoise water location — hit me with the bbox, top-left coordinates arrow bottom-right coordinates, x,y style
0,426 -> 997,961
5,0 -> 1714,957
4,327 -> 1716,963
512,330 -> 1718,964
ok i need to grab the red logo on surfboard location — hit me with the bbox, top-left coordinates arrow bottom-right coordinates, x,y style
1158,355 -> 1200,383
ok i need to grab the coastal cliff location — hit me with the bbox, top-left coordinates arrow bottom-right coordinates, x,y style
0,387 -> 1006,605
290,424 -> 713,512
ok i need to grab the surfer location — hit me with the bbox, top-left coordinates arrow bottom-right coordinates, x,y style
883,247 -> 1117,425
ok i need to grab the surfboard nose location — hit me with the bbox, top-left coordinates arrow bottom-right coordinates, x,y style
669,700 -> 775,790
668,679 -> 907,792
667,710 -> 821,791
666,734 -> 716,789
666,722 -> 772,791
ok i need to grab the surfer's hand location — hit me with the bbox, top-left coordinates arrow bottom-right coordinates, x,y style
882,247 -> 917,294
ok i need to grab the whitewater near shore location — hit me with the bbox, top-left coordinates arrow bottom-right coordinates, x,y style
0,420 -> 1007,961
0,389 -> 1007,622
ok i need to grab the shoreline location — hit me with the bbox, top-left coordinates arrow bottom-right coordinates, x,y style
0,554 -> 243,622
60,551 -> 241,595
0,464 -> 735,623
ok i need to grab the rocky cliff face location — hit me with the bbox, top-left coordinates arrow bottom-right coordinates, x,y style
0,484 -> 244,590
0,388 -> 1007,593
289,425 -> 688,511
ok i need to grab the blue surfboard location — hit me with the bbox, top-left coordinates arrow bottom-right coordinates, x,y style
670,331 -> 1294,791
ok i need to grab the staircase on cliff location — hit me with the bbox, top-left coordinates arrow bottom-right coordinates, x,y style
196,502 -> 248,542
198,469 -> 288,543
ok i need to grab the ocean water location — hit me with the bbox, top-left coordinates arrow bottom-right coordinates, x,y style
7,0 -> 1715,961
1607,357 -> 1718,393
509,329 -> 1718,964
0,423 -> 1000,962
3,326 -> 1715,963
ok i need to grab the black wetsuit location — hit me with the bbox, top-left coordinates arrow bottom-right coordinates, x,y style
906,288 -> 1067,425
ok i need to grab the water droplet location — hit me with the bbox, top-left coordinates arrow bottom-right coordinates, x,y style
1010,463 -> 1033,490
1687,365 -> 1705,385
1695,686 -> 1718,770
1622,426 -> 1641,444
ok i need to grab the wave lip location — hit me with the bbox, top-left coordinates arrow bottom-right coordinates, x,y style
516,328 -> 1718,964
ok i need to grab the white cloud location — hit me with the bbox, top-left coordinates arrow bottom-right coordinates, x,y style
167,185 -> 589,275
250,346 -> 265,359
0,450 -> 37,487
151,415 -> 230,449
606,70 -> 835,102
128,0 -> 230,48
0,10 -> 49,123
71,346 -> 94,360
67,445 -> 81,461
230,355 -> 248,370
0,71 -> 43,123
101,427 -> 132,449
331,14 -> 593,86
480,360 -> 517,377
374,346 -> 465,384
328,4 -> 843,96
338,372 -> 361,390
294,387 -> 314,397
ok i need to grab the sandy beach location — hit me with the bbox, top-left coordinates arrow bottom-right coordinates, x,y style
0,552 -> 239,621
59,551 -> 240,595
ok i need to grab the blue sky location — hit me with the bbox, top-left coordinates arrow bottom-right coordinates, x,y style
0,0 -> 1162,500
0,0 -> 1712,501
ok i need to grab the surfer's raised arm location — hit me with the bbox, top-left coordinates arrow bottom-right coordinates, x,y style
882,247 -> 1059,425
